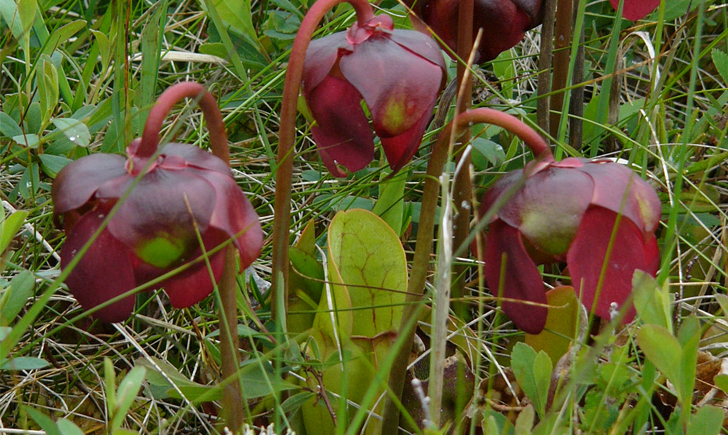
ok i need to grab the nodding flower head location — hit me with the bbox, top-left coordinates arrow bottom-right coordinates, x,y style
609,0 -> 660,21
52,83 -> 263,322
478,157 -> 661,334
303,13 -> 446,177
406,0 -> 545,63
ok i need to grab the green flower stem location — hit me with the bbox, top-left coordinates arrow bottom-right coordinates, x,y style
140,82 -> 242,430
381,108 -> 551,434
270,0 -> 375,324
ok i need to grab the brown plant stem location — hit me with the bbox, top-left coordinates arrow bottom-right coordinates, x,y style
549,0 -> 573,138
568,0 -> 585,150
450,0 -> 474,324
381,108 -> 551,434
537,0 -> 556,136
270,0 -> 375,326
140,82 -> 242,430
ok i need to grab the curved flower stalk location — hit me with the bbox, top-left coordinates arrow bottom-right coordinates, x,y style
271,0 -> 445,322
303,13 -> 446,176
405,0 -> 545,63
477,154 -> 661,334
52,82 -> 263,322
609,0 -> 660,21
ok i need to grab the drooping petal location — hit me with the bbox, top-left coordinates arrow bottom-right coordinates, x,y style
379,110 -> 431,173
191,168 -> 264,268
307,76 -> 375,175
499,166 -> 594,256
513,0 -> 545,29
479,170 -> 525,223
575,161 -> 661,236
161,229 -> 228,308
61,210 -> 137,323
339,35 -> 442,137
388,29 -> 447,80
98,168 -> 216,267
609,0 -> 659,21
303,32 -> 349,92
52,153 -> 128,215
485,220 -> 547,334
161,143 -> 232,175
567,206 -> 657,321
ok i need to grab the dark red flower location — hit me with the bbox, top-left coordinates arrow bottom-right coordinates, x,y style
52,87 -> 263,323
478,157 -> 660,333
303,14 -> 446,177
406,0 -> 544,63
609,0 -> 660,21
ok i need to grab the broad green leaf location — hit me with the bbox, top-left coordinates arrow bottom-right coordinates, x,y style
205,0 -> 257,42
712,49 -> 728,85
38,55 -> 59,126
327,208 -> 407,338
715,293 -> 728,319
57,418 -> 85,435
296,219 -> 317,256
677,316 -> 700,404
525,286 -> 579,364
104,357 -> 116,408
41,20 -> 85,58
0,209 -> 28,253
633,271 -> 672,332
25,407 -> 61,435
0,356 -> 49,370
686,405 -> 724,435
53,118 -> 91,147
372,170 -> 406,236
472,137 -> 506,167
12,133 -> 40,148
112,430 -> 139,435
0,270 -> 34,325
714,374 -> 728,394
636,325 -> 682,396
0,0 -> 23,39
514,404 -> 535,435
110,366 -> 146,430
17,0 -> 35,35
140,2 -> 165,127
0,326 -> 11,341
39,154 -> 72,178
18,163 -> 40,200
288,246 -> 324,334
90,30 -> 111,73
281,391 -> 316,415
511,342 -> 551,418
0,112 -> 22,138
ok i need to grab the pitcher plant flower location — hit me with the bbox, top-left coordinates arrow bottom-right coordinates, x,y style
479,157 -> 661,334
609,0 -> 660,21
404,0 -> 545,63
52,82 -> 263,323
302,13 -> 446,177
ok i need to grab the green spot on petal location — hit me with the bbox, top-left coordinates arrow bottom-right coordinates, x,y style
137,236 -> 186,268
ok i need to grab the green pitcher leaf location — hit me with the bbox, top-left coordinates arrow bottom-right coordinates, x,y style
327,208 -> 407,338
525,286 -> 579,365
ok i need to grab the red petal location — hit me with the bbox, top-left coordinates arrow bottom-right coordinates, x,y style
380,110 -> 431,173
161,143 -> 231,175
193,169 -> 263,269
567,207 -> 657,321
52,153 -> 128,215
388,29 -> 447,78
61,211 -> 137,323
609,0 -> 659,21
485,220 -> 547,334
339,35 -> 442,137
479,170 -> 525,223
575,161 -> 661,235
303,32 -> 348,93
161,231 -> 228,308
499,166 -> 593,256
307,76 -> 374,175
99,168 -> 216,257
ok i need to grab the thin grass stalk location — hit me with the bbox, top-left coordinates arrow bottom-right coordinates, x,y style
451,0 -> 475,320
270,0 -> 375,326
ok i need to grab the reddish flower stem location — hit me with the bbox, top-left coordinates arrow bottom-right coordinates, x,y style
381,108 -> 551,434
140,82 -> 243,430
270,0 -> 375,324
